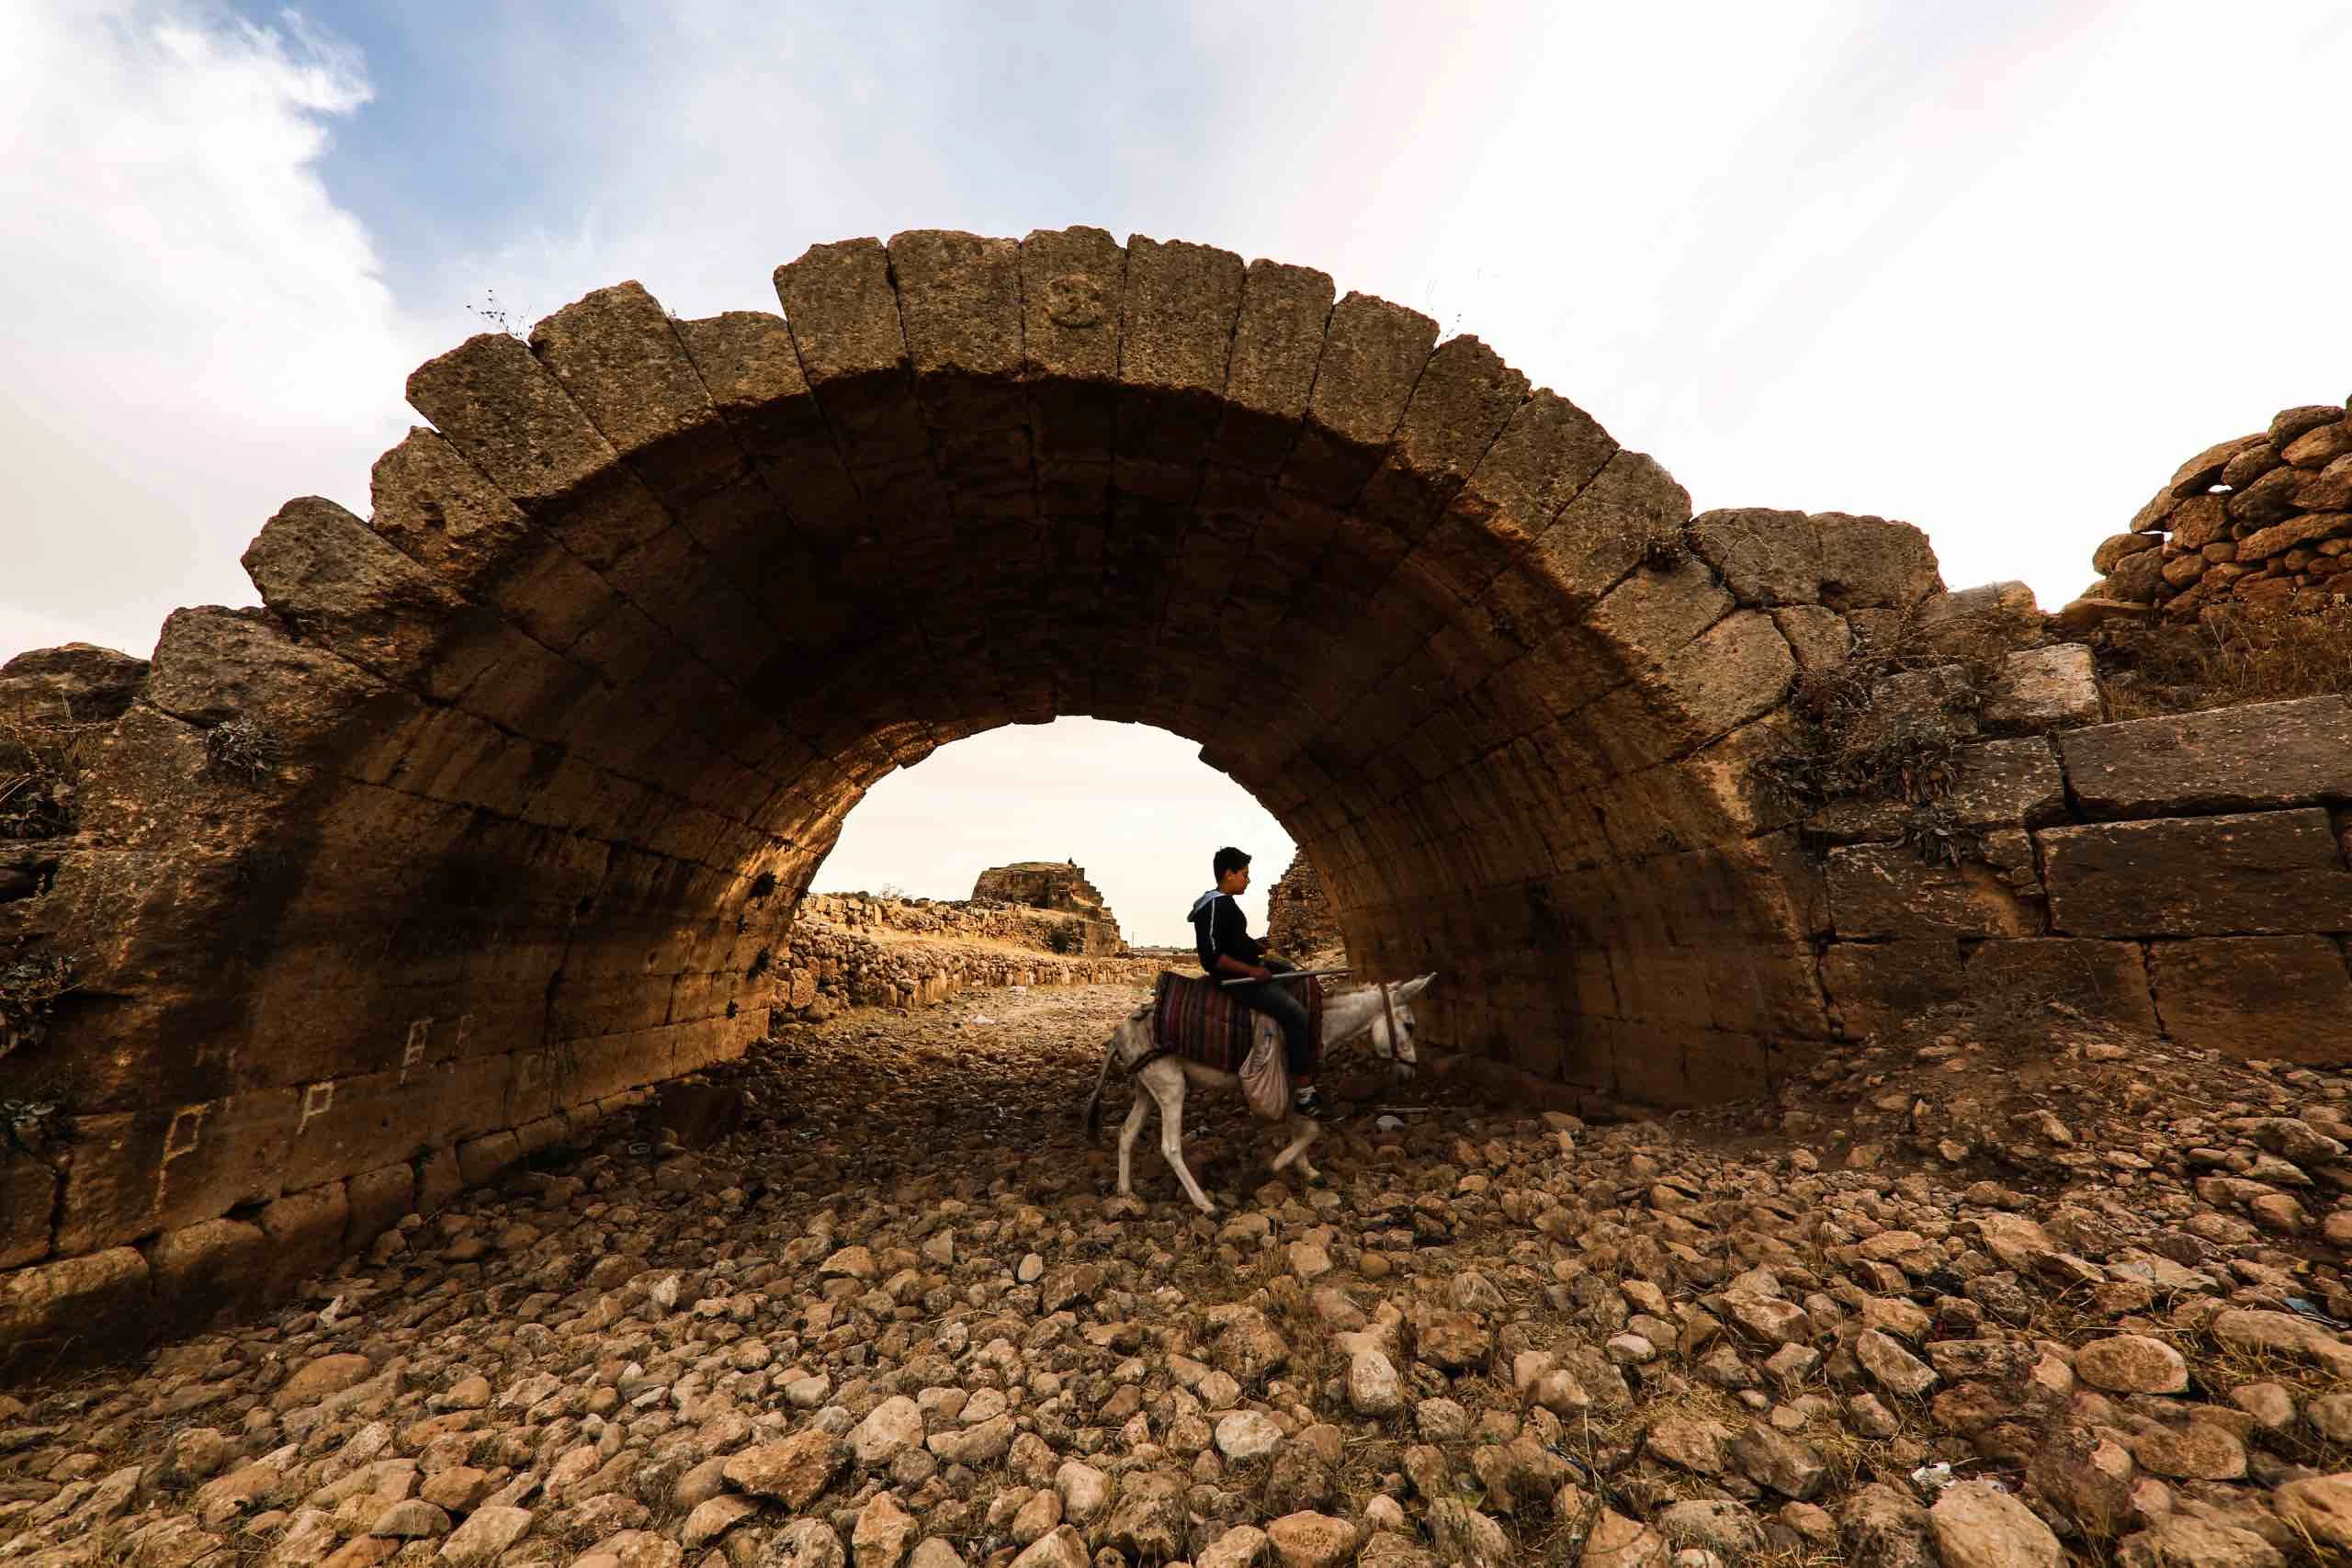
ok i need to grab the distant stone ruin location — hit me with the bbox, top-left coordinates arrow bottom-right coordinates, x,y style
968,861 -> 1121,954
1265,850 -> 1340,961
971,860 -> 1108,916
2,228 -> 2347,1363
2081,401 -> 2352,619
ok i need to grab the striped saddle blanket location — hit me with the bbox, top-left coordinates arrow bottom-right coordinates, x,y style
1148,970 -> 1324,1073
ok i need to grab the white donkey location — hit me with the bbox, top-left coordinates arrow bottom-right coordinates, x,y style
1081,975 -> 1435,1214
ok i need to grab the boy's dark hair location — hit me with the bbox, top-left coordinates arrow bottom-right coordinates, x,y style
1213,846 -> 1251,879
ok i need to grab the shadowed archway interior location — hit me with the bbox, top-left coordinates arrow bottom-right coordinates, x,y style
3,229 -> 1957,1314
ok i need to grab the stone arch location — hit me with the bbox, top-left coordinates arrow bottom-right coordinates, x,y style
1,229 -> 1959,1339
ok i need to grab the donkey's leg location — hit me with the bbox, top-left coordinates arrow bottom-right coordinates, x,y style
1144,1063 -> 1216,1216
1270,1113 -> 1323,1176
1115,1087 -> 1151,1198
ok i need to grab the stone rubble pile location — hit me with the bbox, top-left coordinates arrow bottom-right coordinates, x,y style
1263,856 -> 1341,968
2087,399 -> 2352,617
777,895 -> 1152,1021
2,983 -> 2346,1568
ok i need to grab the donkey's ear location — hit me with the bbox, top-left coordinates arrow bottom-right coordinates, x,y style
1402,972 -> 1436,999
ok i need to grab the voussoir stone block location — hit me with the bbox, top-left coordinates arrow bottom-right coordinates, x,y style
1117,235 -> 1243,399
1689,508 -> 1818,605
141,604 -> 392,748
529,280 -> 721,461
2151,936 -> 2352,1063
404,329 -> 616,502
1209,258 -> 1335,475
1537,450 -> 1689,605
1360,334 -> 1531,540
1449,388 -> 1615,546
1287,290 -> 1437,499
241,497 -> 476,689
673,310 -> 866,537
2058,695 -> 2352,818
2040,808 -> 2352,937
775,237 -> 909,384
1809,512 -> 1942,608
889,229 -> 1025,391
1588,557 -> 1734,664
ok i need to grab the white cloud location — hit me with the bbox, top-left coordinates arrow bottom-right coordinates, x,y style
9,0 -> 2348,920
0,2 -> 421,661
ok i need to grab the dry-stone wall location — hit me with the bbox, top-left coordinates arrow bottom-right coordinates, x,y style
2083,398 -> 2352,618
1,227 -> 2346,1359
775,890 -> 1147,1018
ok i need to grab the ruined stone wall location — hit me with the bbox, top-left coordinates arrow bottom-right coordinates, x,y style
2085,399 -> 2352,618
1264,850 -> 1340,960
1812,693 -> 2352,1060
777,891 -> 1143,1015
963,861 -> 1122,953
968,860 -> 1109,918
3,228 -> 2346,1366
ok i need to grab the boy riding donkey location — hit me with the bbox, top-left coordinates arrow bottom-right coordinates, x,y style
1188,846 -> 1324,1119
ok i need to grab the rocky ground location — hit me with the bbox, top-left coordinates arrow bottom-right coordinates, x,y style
3,982 -> 2350,1568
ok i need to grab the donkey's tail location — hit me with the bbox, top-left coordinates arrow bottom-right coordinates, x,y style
1080,1032 -> 1119,1138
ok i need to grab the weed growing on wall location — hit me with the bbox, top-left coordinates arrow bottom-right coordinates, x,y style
202,716 -> 280,784
0,719 -> 74,841
1755,612 -> 1989,813
0,949 -> 75,1063
1,1077 -> 74,1159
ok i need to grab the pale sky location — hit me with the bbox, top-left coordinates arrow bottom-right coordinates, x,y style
5,2 -> 2348,943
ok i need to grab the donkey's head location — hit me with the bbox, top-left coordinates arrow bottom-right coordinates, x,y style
1366,973 -> 1436,1084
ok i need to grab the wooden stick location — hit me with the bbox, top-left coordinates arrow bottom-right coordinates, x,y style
1216,966 -> 1351,987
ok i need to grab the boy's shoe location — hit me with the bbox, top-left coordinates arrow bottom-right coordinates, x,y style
1292,1087 -> 1327,1120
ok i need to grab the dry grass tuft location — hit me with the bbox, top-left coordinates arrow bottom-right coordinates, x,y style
1754,607 -> 1992,817
0,948 -> 76,1063
202,715 -> 280,784
2095,601 -> 2352,719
